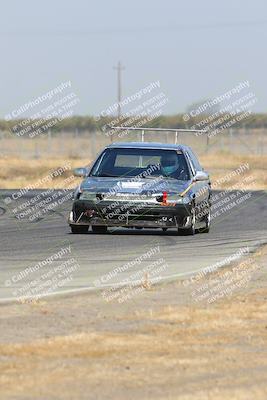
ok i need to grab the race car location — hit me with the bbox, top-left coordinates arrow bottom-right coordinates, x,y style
69,141 -> 211,235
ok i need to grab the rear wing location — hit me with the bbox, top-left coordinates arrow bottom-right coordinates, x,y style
107,126 -> 207,144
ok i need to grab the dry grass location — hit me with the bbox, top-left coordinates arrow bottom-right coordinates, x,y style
0,153 -> 266,189
0,157 -> 89,189
1,250 -> 267,399
1,290 -> 267,399
200,152 -> 267,170
200,153 -> 267,190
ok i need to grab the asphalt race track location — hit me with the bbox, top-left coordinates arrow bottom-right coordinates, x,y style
0,190 -> 266,302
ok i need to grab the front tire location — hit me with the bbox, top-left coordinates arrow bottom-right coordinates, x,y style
92,225 -> 108,234
201,208 -> 211,233
70,225 -> 88,234
178,208 -> 196,236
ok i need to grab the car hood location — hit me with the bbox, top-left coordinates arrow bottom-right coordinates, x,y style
79,176 -> 190,196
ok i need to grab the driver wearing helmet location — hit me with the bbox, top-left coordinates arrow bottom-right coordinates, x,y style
161,152 -> 184,179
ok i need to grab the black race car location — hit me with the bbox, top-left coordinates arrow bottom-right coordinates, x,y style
69,142 -> 211,235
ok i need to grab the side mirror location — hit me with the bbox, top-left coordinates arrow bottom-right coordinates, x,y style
194,171 -> 209,182
73,167 -> 88,178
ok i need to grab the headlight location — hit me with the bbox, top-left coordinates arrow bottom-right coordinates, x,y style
181,196 -> 191,205
74,185 -> 81,200
167,194 -> 191,204
79,191 -> 96,201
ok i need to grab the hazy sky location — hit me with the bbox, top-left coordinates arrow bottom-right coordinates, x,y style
0,0 -> 267,117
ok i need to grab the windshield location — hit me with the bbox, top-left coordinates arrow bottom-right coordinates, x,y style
90,148 -> 190,180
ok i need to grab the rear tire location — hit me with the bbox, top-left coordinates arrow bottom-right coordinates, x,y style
92,225 -> 108,234
70,225 -> 88,234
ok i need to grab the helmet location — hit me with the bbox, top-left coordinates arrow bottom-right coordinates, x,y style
161,152 -> 179,175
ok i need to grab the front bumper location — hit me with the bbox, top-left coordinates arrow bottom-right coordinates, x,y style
69,200 -> 193,229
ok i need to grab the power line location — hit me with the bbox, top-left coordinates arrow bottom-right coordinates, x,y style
1,20 -> 267,36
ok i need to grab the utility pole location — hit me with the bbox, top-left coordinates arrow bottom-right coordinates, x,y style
113,61 -> 125,119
